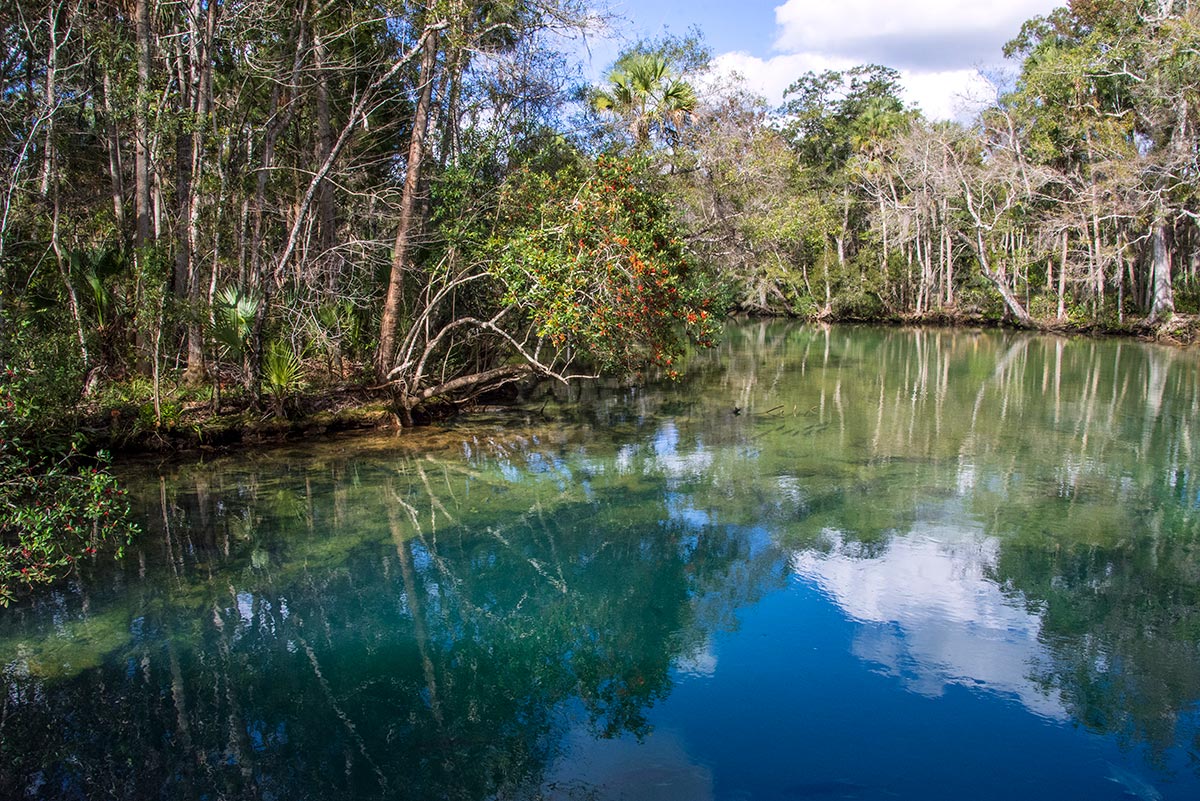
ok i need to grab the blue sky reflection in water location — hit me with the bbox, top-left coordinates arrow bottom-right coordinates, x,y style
1,322 -> 1198,801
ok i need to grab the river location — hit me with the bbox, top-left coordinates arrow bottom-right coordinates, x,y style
2,322 -> 1198,800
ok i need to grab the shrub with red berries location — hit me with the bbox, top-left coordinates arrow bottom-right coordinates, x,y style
493,152 -> 725,377
0,368 -> 137,606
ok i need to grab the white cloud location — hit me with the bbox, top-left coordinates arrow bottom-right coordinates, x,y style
707,0 -> 1057,120
709,52 -> 999,120
773,0 -> 1057,70
581,0 -> 1057,120
900,68 -> 997,121
709,50 -> 853,106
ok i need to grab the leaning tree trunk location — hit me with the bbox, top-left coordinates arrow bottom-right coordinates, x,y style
971,229 -> 1033,327
377,28 -> 440,382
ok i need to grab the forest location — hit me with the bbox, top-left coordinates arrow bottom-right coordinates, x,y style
3,0 -> 1200,593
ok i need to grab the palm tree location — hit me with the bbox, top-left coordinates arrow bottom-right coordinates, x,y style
591,53 -> 697,147
849,96 -> 910,159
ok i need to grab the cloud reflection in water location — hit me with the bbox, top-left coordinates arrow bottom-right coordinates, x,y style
791,522 -> 1064,721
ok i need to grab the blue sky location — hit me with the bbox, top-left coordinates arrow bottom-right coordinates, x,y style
608,0 -> 782,56
582,0 -> 1063,120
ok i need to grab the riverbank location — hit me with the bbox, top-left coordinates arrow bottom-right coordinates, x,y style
82,386 -> 402,454
825,306 -> 1200,346
35,311 -> 1200,458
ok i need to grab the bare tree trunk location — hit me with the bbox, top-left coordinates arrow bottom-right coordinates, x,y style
838,185 -> 849,276
172,27 -> 191,296
134,0 -> 152,248
879,193 -> 888,276
941,201 -> 953,306
173,41 -> 201,382
51,193 -> 89,373
1145,97 -> 1192,324
101,70 -> 125,231
438,45 -> 465,167
1116,236 -> 1125,325
972,229 -> 1033,326
37,6 -> 89,377
130,4 -> 154,378
377,29 -> 440,381
1148,218 -> 1175,323
246,4 -> 309,394
1058,228 -> 1068,320
314,29 -> 337,292
822,246 -> 832,311
922,225 -> 934,313
180,0 -> 218,385
1091,206 -> 1104,313
39,2 -> 59,197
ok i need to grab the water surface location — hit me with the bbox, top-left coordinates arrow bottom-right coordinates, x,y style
2,323 -> 1199,800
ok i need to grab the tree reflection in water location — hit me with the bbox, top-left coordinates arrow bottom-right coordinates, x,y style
0,420 -> 785,800
2,322 -> 1199,799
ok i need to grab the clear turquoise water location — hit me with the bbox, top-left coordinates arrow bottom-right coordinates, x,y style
2,322 -> 1198,800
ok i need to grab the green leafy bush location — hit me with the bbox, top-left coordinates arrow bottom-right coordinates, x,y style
0,315 -> 86,432
493,152 -> 723,377
0,369 -> 137,606
830,287 -> 885,320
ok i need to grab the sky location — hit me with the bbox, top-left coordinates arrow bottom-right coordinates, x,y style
585,0 -> 1064,120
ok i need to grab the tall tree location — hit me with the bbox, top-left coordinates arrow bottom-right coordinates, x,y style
377,19 -> 442,382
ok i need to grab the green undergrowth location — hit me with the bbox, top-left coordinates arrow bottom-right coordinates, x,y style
1,370 -> 137,606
